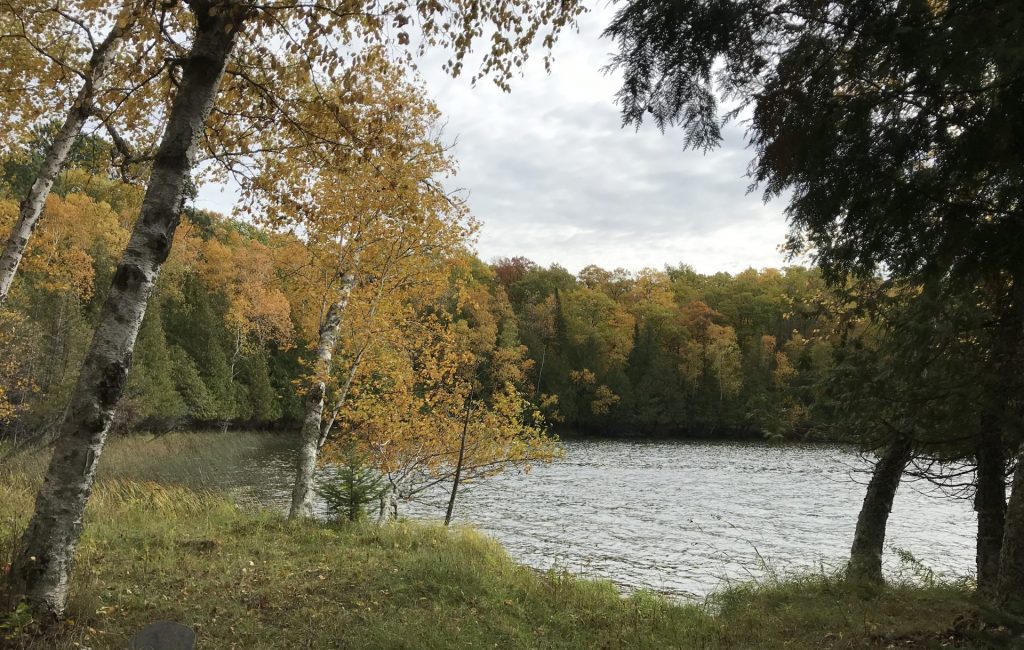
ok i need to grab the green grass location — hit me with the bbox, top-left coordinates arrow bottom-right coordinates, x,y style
0,435 -> 980,649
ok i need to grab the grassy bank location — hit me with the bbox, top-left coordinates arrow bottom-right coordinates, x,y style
0,436 -> 980,649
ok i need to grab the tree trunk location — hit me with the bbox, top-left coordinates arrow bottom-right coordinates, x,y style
997,450 -> 1024,612
316,345 -> 367,451
847,438 -> 912,583
444,398 -> 473,526
289,271 -> 357,520
221,329 -> 243,433
976,426 -> 1006,596
376,487 -> 390,525
7,6 -> 242,618
0,15 -> 129,305
992,272 -> 1024,607
316,269 -> 383,451
534,343 -> 547,398
377,483 -> 398,524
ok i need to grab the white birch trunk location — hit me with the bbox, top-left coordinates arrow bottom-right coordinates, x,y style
316,349 -> 365,451
315,270 -> 387,450
0,14 -> 130,305
376,485 -> 392,525
288,270 -> 358,519
376,484 -> 399,524
8,5 -> 242,618
376,473 -> 402,525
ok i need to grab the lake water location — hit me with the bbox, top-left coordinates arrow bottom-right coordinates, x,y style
203,436 -> 977,599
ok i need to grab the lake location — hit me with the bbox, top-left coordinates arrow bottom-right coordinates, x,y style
187,435 -> 977,599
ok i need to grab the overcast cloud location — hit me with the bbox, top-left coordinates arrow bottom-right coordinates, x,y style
197,3 -> 793,275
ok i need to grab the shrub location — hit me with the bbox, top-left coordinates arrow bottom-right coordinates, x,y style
316,450 -> 386,522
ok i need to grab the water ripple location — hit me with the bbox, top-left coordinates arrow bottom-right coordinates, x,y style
226,437 -> 976,599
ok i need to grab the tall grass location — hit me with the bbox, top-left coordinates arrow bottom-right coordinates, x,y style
0,432 -> 979,649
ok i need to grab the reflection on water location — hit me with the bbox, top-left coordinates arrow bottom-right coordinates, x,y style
157,435 -> 977,599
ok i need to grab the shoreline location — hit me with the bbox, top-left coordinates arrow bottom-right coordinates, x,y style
0,474 -> 979,649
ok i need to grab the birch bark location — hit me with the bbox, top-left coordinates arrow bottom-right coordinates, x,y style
289,269 -> 358,519
8,4 -> 243,617
0,9 -> 134,304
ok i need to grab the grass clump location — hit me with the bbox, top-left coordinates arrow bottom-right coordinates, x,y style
0,434 -> 979,649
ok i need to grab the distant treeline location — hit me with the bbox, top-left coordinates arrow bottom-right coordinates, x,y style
486,257 -> 833,439
0,190 -> 303,435
0,158 -> 837,441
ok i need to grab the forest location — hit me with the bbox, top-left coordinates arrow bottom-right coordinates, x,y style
1,0 -> 1023,647
0,140 -> 836,442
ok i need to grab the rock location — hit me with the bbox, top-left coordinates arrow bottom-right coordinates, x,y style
128,621 -> 196,650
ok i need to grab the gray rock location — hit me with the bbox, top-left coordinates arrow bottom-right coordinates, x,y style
128,621 -> 196,650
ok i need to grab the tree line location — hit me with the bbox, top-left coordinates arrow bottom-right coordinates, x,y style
0,164 -> 839,442
487,257 -> 835,439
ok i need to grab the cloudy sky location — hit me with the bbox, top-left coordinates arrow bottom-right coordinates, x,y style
198,3 -> 793,276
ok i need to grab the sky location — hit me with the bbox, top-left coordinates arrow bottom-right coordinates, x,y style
197,3 -> 793,276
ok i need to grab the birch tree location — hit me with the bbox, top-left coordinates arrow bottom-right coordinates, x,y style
255,62 -> 472,517
329,285 -> 560,523
8,0 -> 245,617
1,2 -> 128,302
0,0 -> 172,305
9,0 -> 582,617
